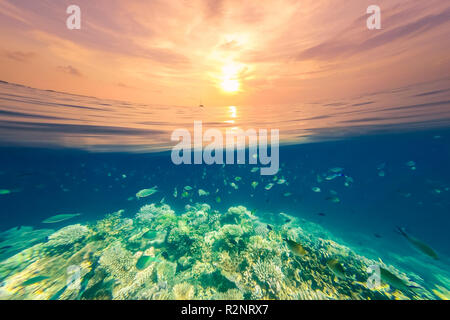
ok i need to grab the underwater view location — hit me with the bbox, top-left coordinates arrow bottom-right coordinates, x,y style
0,0 -> 449,302
0,80 -> 449,300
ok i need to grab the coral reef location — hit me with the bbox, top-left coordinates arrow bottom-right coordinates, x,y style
0,203 -> 443,300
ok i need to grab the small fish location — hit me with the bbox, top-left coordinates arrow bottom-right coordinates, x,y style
0,188 -> 21,195
267,225 -> 273,231
318,212 -> 326,217
198,189 -> 209,196
326,259 -> 346,279
396,227 -> 438,260
329,167 -> 344,173
234,177 -> 242,182
215,196 -> 221,203
325,173 -> 341,181
283,238 -> 307,256
230,182 -> 238,190
22,275 -> 50,286
173,187 -> 178,198
432,188 -> 441,194
250,167 -> 259,173
136,187 -> 158,199
283,192 -> 292,197
405,161 -> 416,167
374,233 -> 382,238
265,183 -> 274,190
42,213 -> 81,224
378,171 -> 385,177
277,179 -> 286,185
312,187 -> 321,193
251,181 -> 259,189
183,186 -> 193,191
181,191 -> 189,198
326,196 -> 340,203
136,255 -> 160,270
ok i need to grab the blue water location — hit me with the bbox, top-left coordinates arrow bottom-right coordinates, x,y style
1,129 -> 449,254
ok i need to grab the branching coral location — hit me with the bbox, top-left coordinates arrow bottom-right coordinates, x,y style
173,282 -> 195,300
46,224 -> 89,248
98,242 -> 135,285
136,204 -> 175,224
252,258 -> 285,296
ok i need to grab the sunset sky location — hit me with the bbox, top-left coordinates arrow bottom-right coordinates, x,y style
0,0 -> 449,106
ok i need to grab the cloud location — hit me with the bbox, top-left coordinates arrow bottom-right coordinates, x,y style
297,7 -> 450,61
57,65 -> 83,77
3,50 -> 36,62
203,0 -> 225,19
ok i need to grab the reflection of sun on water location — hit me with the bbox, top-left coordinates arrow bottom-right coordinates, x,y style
224,106 -> 237,124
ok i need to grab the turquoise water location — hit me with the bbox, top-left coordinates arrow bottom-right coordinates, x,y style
0,80 -> 449,300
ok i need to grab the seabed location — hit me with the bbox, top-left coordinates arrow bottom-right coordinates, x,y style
0,202 -> 448,300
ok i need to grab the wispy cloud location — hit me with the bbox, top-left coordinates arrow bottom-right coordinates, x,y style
3,50 -> 36,62
57,65 -> 83,77
0,0 -> 448,105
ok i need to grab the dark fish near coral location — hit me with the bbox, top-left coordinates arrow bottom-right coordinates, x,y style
22,275 -> 50,286
374,233 -> 382,239
283,238 -> 307,256
161,251 -> 169,260
267,224 -> 273,231
396,227 -> 439,260
380,267 -> 418,293
318,212 -> 326,217
326,259 -> 346,279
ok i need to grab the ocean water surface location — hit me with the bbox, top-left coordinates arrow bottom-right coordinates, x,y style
0,80 -> 449,300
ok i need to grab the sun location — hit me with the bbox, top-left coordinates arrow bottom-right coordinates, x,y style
221,79 -> 240,93
219,62 -> 242,93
